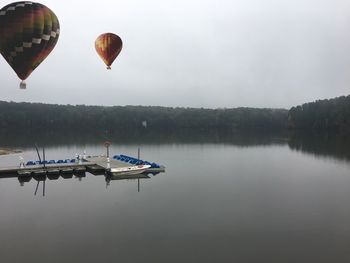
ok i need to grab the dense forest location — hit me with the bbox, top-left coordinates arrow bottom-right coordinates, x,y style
1,94 -> 350,138
0,101 -> 288,134
288,95 -> 350,132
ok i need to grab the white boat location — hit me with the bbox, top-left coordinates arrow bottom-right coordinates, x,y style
110,164 -> 151,175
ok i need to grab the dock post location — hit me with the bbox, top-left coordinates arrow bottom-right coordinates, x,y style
138,148 -> 140,160
104,141 -> 111,170
19,156 -> 24,168
35,144 -> 42,164
104,141 -> 111,158
43,147 -> 46,169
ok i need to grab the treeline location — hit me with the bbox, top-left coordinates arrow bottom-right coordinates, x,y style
0,101 -> 288,133
4,95 -> 350,135
288,95 -> 350,132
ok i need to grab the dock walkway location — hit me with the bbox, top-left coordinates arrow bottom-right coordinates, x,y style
0,155 -> 165,179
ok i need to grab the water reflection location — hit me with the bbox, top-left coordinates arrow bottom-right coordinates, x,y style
15,171 -> 160,196
2,128 -> 350,163
105,173 -> 152,192
288,131 -> 350,161
0,134 -> 350,262
0,128 -> 286,148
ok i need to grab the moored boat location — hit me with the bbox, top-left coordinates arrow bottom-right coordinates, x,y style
110,164 -> 151,176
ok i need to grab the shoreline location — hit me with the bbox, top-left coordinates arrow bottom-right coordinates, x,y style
0,148 -> 22,155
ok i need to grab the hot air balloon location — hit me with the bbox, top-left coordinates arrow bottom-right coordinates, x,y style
0,1 -> 60,89
95,33 -> 122,70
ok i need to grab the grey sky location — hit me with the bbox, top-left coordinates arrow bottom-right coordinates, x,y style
1,0 -> 350,109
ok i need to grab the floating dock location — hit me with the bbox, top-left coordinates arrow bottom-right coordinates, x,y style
0,154 -> 165,179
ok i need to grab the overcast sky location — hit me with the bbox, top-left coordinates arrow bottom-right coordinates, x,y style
1,0 -> 350,109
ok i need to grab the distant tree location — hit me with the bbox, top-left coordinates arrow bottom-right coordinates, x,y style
288,95 -> 350,132
0,101 -> 288,134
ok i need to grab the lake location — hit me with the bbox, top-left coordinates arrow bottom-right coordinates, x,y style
0,131 -> 350,263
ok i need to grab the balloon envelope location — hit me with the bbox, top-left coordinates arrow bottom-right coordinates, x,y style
0,1 -> 60,81
95,33 -> 122,69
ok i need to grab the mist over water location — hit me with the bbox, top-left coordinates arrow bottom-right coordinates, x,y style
1,0 -> 350,261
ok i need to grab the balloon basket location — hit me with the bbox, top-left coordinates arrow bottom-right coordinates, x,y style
19,81 -> 26,89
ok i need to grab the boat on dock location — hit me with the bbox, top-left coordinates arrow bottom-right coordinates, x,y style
109,173 -> 150,180
0,143 -> 166,195
0,154 -> 165,181
109,164 -> 151,175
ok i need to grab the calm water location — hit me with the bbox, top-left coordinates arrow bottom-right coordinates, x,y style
0,133 -> 350,263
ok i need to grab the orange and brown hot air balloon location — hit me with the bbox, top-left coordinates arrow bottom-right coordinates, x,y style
95,33 -> 122,70
0,1 -> 60,89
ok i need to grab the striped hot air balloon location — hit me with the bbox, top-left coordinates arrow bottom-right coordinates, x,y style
95,33 -> 122,70
0,1 -> 60,89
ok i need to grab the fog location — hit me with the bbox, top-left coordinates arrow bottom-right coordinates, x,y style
1,0 -> 350,108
